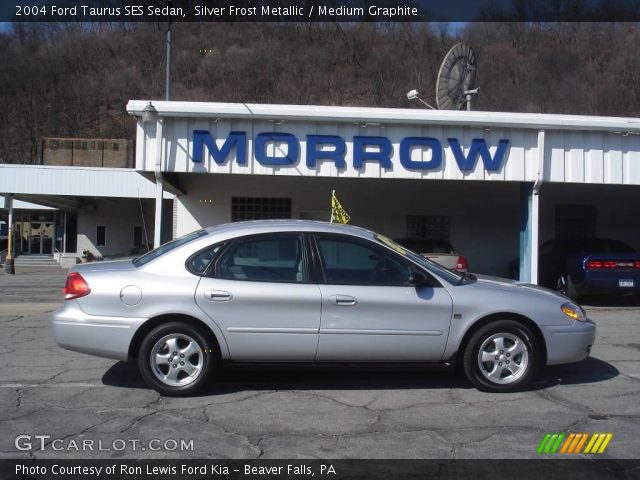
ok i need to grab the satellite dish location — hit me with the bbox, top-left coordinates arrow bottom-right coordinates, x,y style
436,43 -> 478,110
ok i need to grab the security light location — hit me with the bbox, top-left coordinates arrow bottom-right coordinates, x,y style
141,102 -> 158,123
406,90 -> 435,110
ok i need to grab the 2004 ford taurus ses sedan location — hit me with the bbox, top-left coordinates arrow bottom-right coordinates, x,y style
52,220 -> 596,395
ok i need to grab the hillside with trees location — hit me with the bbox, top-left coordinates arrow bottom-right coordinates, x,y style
1,22 -> 639,164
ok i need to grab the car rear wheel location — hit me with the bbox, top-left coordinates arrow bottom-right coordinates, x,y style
138,322 -> 216,396
463,320 -> 540,392
557,274 -> 580,301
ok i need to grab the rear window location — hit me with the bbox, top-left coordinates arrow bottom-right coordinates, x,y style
395,238 -> 455,254
564,238 -> 635,254
133,230 -> 208,267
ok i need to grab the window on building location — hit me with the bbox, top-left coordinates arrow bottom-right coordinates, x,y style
406,215 -> 451,240
96,225 -> 106,247
216,234 -> 304,283
231,197 -> 292,222
555,205 -> 596,239
133,226 -> 143,248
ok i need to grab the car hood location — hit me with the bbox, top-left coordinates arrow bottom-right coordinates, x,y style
471,273 -> 567,301
71,259 -> 136,273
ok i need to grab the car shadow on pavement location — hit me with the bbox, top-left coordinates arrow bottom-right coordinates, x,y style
581,295 -> 640,307
529,357 -> 619,390
101,356 -> 618,395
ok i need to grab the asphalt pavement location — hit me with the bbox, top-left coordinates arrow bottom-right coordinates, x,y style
0,266 -> 639,459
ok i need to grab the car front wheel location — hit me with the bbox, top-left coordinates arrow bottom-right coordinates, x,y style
463,320 -> 540,392
138,322 -> 216,396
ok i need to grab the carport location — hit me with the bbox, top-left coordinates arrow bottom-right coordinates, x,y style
0,164 -> 174,269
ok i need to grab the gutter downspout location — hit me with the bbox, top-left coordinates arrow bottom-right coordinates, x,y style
153,118 -> 164,249
531,129 -> 545,284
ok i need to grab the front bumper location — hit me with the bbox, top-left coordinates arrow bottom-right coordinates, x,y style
52,301 -> 146,361
541,318 -> 596,365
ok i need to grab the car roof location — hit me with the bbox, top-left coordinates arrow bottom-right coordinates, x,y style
203,220 -> 377,240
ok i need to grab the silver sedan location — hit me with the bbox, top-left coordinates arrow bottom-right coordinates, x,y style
52,220 -> 596,396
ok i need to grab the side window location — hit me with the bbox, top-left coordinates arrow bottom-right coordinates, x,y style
216,234 -> 305,283
187,243 -> 224,276
317,236 -> 411,286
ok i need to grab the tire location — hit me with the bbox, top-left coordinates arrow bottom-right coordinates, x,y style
463,320 -> 540,393
138,321 -> 216,396
557,274 -> 580,301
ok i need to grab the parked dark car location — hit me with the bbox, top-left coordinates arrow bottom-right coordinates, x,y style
536,238 -> 640,300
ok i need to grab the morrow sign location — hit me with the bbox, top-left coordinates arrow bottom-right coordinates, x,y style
192,131 -> 509,172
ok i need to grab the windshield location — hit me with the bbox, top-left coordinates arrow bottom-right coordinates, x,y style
132,230 -> 208,267
375,234 -> 467,285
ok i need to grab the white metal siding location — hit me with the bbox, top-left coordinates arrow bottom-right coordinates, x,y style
129,101 -> 640,185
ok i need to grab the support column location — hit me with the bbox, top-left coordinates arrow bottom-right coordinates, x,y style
62,211 -> 67,254
4,194 -> 15,274
519,182 -> 539,284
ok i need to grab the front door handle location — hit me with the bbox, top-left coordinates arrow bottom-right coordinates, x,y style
204,290 -> 232,302
329,294 -> 357,306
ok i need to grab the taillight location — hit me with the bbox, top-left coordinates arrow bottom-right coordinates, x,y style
63,272 -> 91,300
586,260 -> 640,269
455,256 -> 468,272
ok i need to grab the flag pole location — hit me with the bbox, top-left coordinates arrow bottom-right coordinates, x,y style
330,190 -> 335,224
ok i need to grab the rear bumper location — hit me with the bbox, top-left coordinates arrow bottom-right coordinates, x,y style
576,273 -> 640,296
52,301 -> 146,361
541,319 -> 596,365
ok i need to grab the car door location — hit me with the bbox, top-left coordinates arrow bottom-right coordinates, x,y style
195,232 -> 322,361
312,233 -> 453,362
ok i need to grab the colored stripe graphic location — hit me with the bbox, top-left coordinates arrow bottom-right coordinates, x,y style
574,433 -> 588,453
538,433 -> 612,454
537,433 -> 565,454
585,433 -> 613,454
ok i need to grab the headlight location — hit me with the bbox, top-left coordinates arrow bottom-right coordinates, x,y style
561,302 -> 586,322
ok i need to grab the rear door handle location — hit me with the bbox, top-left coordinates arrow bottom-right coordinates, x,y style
329,294 -> 357,306
204,290 -> 232,302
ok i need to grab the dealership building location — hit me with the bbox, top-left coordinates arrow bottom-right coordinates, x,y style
3,101 -> 640,283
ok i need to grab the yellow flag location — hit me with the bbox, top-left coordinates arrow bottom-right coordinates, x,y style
331,191 -> 351,224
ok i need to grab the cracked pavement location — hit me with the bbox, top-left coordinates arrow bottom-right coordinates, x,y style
1,267 -> 639,459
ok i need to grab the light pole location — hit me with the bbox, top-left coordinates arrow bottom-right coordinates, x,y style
164,1 -> 173,101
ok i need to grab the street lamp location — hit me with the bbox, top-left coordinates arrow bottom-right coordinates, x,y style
406,90 -> 436,110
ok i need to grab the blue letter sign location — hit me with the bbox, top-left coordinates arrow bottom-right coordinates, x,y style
306,135 -> 347,168
399,137 -> 443,170
353,136 -> 393,169
448,138 -> 509,172
192,130 -> 247,164
255,132 -> 299,166
190,130 -> 509,173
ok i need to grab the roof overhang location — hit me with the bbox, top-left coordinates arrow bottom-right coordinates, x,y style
127,100 -> 640,133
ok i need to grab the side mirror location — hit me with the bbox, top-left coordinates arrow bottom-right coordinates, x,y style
408,271 -> 429,286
